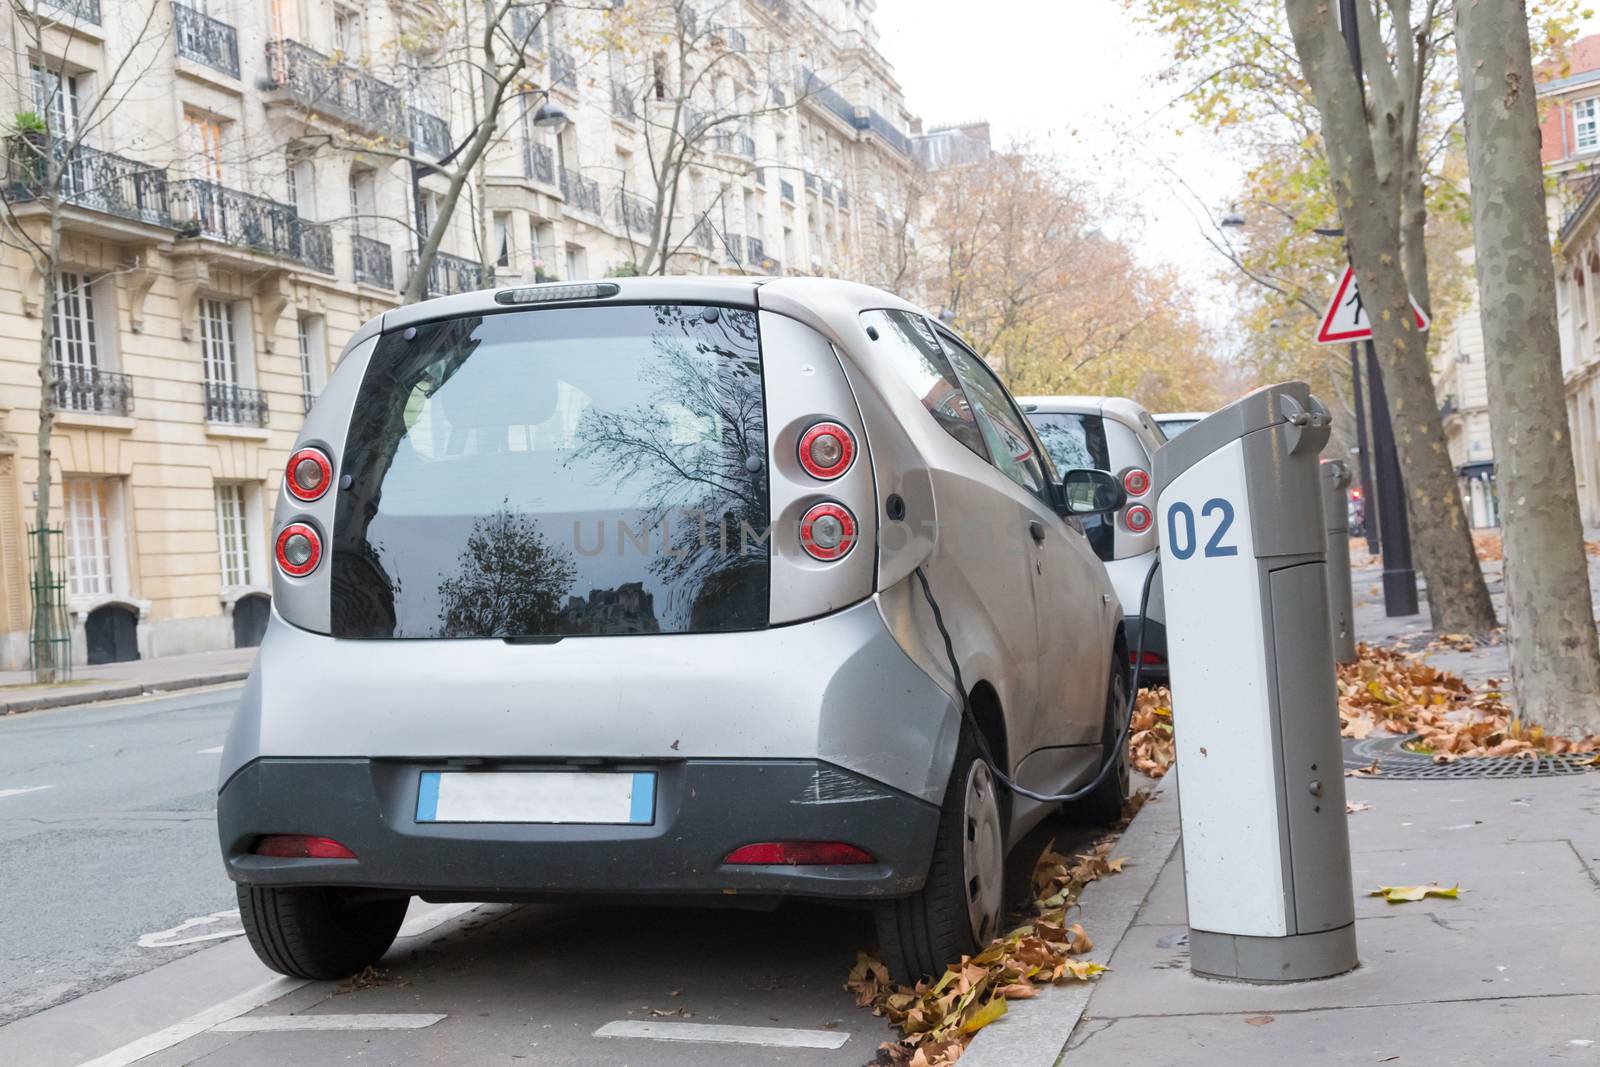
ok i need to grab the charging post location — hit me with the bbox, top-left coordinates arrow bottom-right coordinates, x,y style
1153,382 -> 1358,983
1322,460 -> 1358,664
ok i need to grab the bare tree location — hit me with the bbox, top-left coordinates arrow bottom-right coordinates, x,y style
1453,0 -> 1600,732
1284,0 -> 1497,634
0,0 -> 171,679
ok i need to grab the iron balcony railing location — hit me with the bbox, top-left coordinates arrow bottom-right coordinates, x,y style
171,179 -> 302,259
39,0 -> 99,24
173,3 -> 239,78
760,254 -> 781,275
351,234 -> 394,289
616,189 -> 656,235
560,167 -> 601,215
53,365 -> 133,416
524,141 -> 555,185
3,137 -> 171,228
780,178 -> 795,202
550,48 -> 577,90
205,381 -> 269,426
857,108 -> 912,157
266,39 -> 451,156
715,129 -> 756,159
410,250 -> 493,297
297,219 -> 333,274
797,67 -> 857,129
611,83 -> 637,121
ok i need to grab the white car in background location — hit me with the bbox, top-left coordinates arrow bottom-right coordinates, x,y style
1021,396 -> 1167,677
1154,411 -> 1208,438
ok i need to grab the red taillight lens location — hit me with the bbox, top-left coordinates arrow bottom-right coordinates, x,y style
723,841 -> 875,865
275,522 -> 323,577
1123,468 -> 1150,497
1125,504 -> 1153,533
253,835 -> 356,859
797,421 -> 856,480
1130,650 -> 1165,666
799,502 -> 857,561
285,447 -> 333,502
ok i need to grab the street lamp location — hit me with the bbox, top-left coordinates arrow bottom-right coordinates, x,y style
526,91 -> 569,132
1220,210 -> 1246,229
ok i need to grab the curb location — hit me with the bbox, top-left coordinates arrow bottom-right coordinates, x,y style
962,772 -> 1181,1067
0,671 -> 250,715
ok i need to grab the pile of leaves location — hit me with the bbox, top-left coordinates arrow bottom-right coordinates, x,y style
847,835 -> 1130,1065
1129,686 -> 1175,778
1338,642 -> 1600,759
1473,531 -> 1600,561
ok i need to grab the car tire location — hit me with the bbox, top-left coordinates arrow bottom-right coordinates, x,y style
1071,662 -> 1131,826
237,884 -> 409,980
875,726 -> 1006,984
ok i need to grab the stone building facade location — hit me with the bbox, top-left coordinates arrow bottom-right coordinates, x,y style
0,0 -> 922,668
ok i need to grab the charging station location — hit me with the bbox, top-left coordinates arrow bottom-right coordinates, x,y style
1322,459 -> 1358,664
1153,382 -> 1358,982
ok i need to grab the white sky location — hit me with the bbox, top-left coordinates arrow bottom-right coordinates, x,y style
872,2 -> 1600,347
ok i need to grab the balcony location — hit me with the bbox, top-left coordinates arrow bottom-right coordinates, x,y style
173,3 -> 239,78
856,108 -> 912,157
171,179 -> 320,264
205,381 -> 269,427
611,83 -> 637,122
780,178 -> 795,202
560,167 -> 601,215
747,236 -> 766,263
39,0 -> 99,24
3,138 -> 171,230
297,220 -> 333,274
551,48 -> 577,91
616,189 -> 656,235
523,141 -> 555,185
410,250 -> 492,297
53,365 -> 133,416
797,67 -> 857,130
715,129 -> 756,159
266,39 -> 451,156
351,234 -> 393,289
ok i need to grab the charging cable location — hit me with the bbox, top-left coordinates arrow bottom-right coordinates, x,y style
912,554 -> 1161,806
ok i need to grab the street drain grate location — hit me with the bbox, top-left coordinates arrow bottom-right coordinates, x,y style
1343,735 -> 1599,780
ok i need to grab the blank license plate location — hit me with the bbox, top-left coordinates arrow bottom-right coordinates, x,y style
415,770 -> 656,825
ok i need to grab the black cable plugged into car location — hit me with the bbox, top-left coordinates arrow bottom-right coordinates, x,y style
912,555 -> 1161,806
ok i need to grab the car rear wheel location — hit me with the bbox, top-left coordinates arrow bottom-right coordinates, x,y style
1070,662 -> 1131,826
875,727 -> 1005,983
237,884 -> 409,980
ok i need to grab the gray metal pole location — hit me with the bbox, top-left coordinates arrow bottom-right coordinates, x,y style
1322,460 -> 1358,663
1366,339 -> 1420,615
1349,343 -> 1379,555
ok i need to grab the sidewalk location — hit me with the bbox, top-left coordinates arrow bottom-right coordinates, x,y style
965,550 -> 1600,1066
0,646 -> 257,715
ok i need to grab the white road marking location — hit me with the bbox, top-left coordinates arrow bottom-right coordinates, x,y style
212,1013 -> 446,1032
0,785 -> 53,800
397,901 -> 482,938
137,909 -> 244,948
197,745 -> 223,754
594,1020 -> 851,1049
75,977 -> 308,1067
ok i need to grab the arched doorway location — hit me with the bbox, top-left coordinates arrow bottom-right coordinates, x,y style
233,593 -> 271,648
85,604 -> 140,665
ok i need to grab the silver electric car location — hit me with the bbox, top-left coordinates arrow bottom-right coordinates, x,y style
219,277 -> 1128,984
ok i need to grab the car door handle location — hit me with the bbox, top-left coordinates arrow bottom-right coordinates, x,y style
1028,520 -> 1046,544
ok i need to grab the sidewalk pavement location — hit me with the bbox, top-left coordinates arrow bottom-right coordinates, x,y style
0,646 -> 256,715
966,550 -> 1600,1066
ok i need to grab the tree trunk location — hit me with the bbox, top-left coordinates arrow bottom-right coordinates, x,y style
31,212 -> 63,682
1453,0 -> 1600,734
1285,0 -> 1497,634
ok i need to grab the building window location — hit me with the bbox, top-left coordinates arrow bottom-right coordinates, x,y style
215,483 -> 251,589
565,244 -> 586,280
184,110 -> 227,183
31,65 -> 81,142
53,271 -> 98,373
64,478 -> 119,599
297,313 -> 325,412
200,298 -> 237,386
348,166 -> 376,238
333,3 -> 362,56
1579,98 -> 1599,153
286,145 -> 316,218
493,212 -> 514,268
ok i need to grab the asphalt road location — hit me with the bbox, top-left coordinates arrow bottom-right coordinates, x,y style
0,685 -> 243,1025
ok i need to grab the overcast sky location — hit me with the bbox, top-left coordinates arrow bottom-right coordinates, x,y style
871,2 -> 1600,345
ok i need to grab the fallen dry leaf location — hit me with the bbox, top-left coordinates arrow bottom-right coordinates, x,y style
1370,883 -> 1461,904
1245,1015 -> 1275,1026
1346,801 -> 1372,814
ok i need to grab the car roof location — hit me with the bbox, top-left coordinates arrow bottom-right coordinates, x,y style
1019,394 -> 1154,429
1155,411 -> 1210,420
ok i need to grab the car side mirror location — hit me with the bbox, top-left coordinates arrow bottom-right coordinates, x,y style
1055,468 -> 1126,517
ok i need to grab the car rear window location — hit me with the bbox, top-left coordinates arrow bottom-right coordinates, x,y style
1027,411 -> 1113,560
330,304 -> 769,639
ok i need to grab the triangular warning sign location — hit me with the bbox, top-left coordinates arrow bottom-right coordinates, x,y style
1314,265 -> 1430,345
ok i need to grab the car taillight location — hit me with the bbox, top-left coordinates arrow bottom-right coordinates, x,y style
799,502 -> 857,561
253,835 -> 356,859
1124,504 -> 1153,533
797,421 -> 856,480
723,842 -> 875,865
275,522 -> 323,577
285,447 -> 332,502
1130,650 -> 1165,666
1123,468 -> 1150,497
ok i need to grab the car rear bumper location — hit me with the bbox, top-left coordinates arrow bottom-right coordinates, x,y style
1126,613 -> 1168,678
219,757 -> 940,900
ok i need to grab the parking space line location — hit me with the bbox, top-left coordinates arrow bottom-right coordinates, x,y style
594,1020 -> 851,1049
75,977 -> 308,1067
0,785 -> 53,800
212,1013 -> 446,1032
